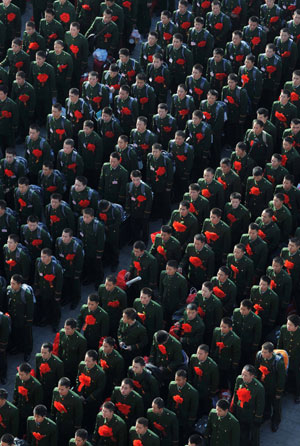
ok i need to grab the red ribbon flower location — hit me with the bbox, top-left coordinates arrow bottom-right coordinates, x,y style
39,362 -> 51,375
232,5 -> 241,14
139,97 -> 149,105
121,107 -> 131,116
134,261 -> 141,273
235,54 -> 244,62
54,400 -> 67,413
251,36 -> 261,47
83,314 -> 96,331
15,61 -> 24,69
58,64 -> 67,73
245,243 -> 253,256
60,12 -> 70,23
254,303 -> 264,314
137,312 -> 146,322
201,188 -> 211,198
249,186 -> 260,196
78,373 -> 91,391
197,41 -> 206,48
115,401 -> 131,415
201,0 -> 211,7
281,51 -> 291,58
158,344 -> 167,355
137,195 -> 146,206
70,44 -> 79,57
98,425 -> 113,437
32,432 -> 46,442
270,279 -> 276,290
236,387 -> 251,408
226,95 -> 235,105
18,386 -> 28,400
214,22 -> 223,30
259,365 -> 270,381
1,110 -> 12,118
18,197 -> 27,208
197,306 -> 205,317
173,221 -> 187,232
173,394 -> 183,407
189,256 -> 204,268
269,16 -> 279,23
230,264 -> 239,279
44,274 -> 55,288
154,75 -> 165,84
163,32 -> 172,41
105,131 -> 114,138
181,323 -> 192,333
37,73 -> 48,85
217,176 -> 227,189
157,245 -> 167,260
107,300 -> 120,307
67,163 -> 77,172
82,3 -> 91,10
123,0 -> 132,9
133,441 -> 142,446
155,166 -> 166,181
181,21 -> 191,30
204,231 -> 219,243
19,94 -> 30,105
215,72 -> 227,81
176,58 -> 185,65
78,199 -> 90,208
33,149 -> 42,160
66,253 -> 75,263
258,229 -> 266,240
100,359 -> 109,369
28,42 -> 39,51
32,239 -> 42,247
7,12 -> 16,21
4,169 -> 14,177
241,74 -> 249,86
163,126 -> 172,132
281,154 -> 288,166
275,111 -> 287,122
176,154 -> 187,162
153,421 -> 165,433
284,259 -> 294,273
213,286 -> 226,298
227,213 -> 237,224
216,341 -> 226,352
290,91 -> 299,102
194,366 -> 203,377
50,215 -> 60,224
202,111 -> 211,120
6,259 -> 16,270
196,132 -> 204,141
48,33 -> 58,40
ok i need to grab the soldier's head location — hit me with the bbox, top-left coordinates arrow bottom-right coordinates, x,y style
261,342 -> 274,360
119,85 -> 130,100
231,29 -> 242,46
227,73 -> 238,90
50,193 -> 62,210
152,143 -> 163,159
63,138 -> 74,154
101,402 -> 115,421
140,287 -> 152,306
287,314 -> 300,331
235,141 -> 247,158
259,275 -> 271,293
207,89 -> 218,105
220,317 -> 232,335
25,20 -> 35,35
220,157 -> 231,174
117,135 -> 128,150
7,234 -> 19,252
172,33 -> 183,49
210,207 -> 222,225
74,429 -> 89,446
108,63 -> 119,79
132,356 -> 145,374
155,330 -> 169,345
16,70 -> 26,86
292,70 -> 300,90
178,0 -> 188,13
230,192 -> 241,209
153,53 -> 163,69
280,27 -> 290,43
29,124 -> 40,141
135,418 -> 148,436
85,350 -> 98,369
102,336 -> 115,354
270,153 -> 282,169
147,31 -> 158,47
293,9 -> 300,25
120,378 -> 134,396
241,364 -> 255,383
252,166 -> 263,181
261,208 -> 273,225
103,8 -> 113,24
27,215 -> 39,232
82,208 -> 94,224
166,260 -> 178,276
33,405 -> 47,423
0,389 -> 8,405
213,48 -> 223,63
87,293 -> 99,311
36,50 -> 46,67
217,266 -> 230,284
194,17 -> 204,32
189,183 -> 200,200
177,83 -> 187,100
201,281 -> 213,299
41,248 -> 52,265
104,275 -> 116,292
130,169 -> 142,186
74,176 -> 87,192
0,433 -> 15,446
109,151 -> 121,169
239,299 -> 252,316
45,8 -> 55,22
118,48 -> 130,63
245,54 -> 255,70
18,362 -> 32,381
0,85 -> 8,101
273,192 -> 284,210
248,15 -> 259,30
160,10 -> 171,24
133,240 -> 146,257
62,228 -> 73,244
136,116 -> 147,132
54,40 -> 64,55
203,167 -> 215,183
51,102 -> 62,118
272,256 -> 283,274
42,161 -> 54,177
216,399 -> 230,418
102,107 -> 113,124
256,107 -> 269,124
211,0 -> 221,15
179,200 -> 190,217
186,303 -> 198,321
175,369 -> 187,387
283,174 -> 294,191
70,22 -> 80,37
280,89 -> 290,106
157,103 -> 168,119
265,43 -> 276,58
252,119 -> 264,135
194,233 -> 206,251
160,225 -> 172,243
10,274 -> 23,292
152,397 -> 164,414
233,243 -> 246,260
41,342 -> 53,361
83,120 -> 94,136
5,148 -> 16,165
64,318 -> 77,336
69,88 -> 79,104
192,110 -> 203,126
122,308 -> 137,325
88,71 -> 98,87
58,377 -> 71,396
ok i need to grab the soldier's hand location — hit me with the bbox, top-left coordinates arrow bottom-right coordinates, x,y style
124,272 -> 131,280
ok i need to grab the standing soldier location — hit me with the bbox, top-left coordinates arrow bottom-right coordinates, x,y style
78,121 -> 103,190
26,404 -> 57,446
0,85 -> 18,152
166,34 -> 193,92
146,54 -> 170,106
99,337 -> 125,396
211,266 -> 237,317
130,116 -> 156,173
98,107 -> 124,163
126,241 -> 158,297
150,225 -> 181,275
169,130 -> 194,201
131,74 -> 156,122
240,223 -> 268,280
117,308 -> 148,364
238,55 -> 263,112
81,71 -> 109,115
214,159 -> 242,204
25,124 -> 53,184
0,38 -> 30,87
147,397 -> 179,446
129,417 -> 160,446
45,194 -> 75,241
69,176 -> 98,220
46,104 -> 73,157
169,201 -> 199,253
56,139 -> 84,191
22,21 -> 46,62
38,162 -> 66,205
245,167 -> 273,220
98,152 -> 128,206
85,9 -> 119,55
204,399 -> 240,446
152,104 -> 177,150
198,167 -> 225,209
0,0 -> 21,51
155,10 -> 179,50
47,41 -> 73,105
98,200 -> 122,271
14,177 -> 42,225
34,248 -> 63,332
225,30 -> 251,74
11,71 -> 35,142
39,9 -> 65,50
114,85 -> 139,137
77,293 -> 109,350
0,201 -> 18,251
202,208 -> 231,268
53,0 -> 76,32
266,256 -> 292,325
92,401 -> 127,446
20,215 -> 52,265
110,379 -> 144,429
226,243 -> 254,305
0,389 -> 19,437
65,88 -> 91,141
206,0 -> 231,48
133,288 -> 163,343
0,149 -> 27,208
224,192 -> 250,248
187,20 -> 214,73
64,22 -> 88,87
115,135 -> 139,174
3,234 -> 30,282
117,49 -> 141,86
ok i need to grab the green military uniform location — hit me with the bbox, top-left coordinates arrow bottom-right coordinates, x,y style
245,176 -> 273,219
147,407 -> 179,446
14,186 -> 42,224
77,303 -> 109,350
242,23 -> 267,58
0,156 -> 26,204
226,253 -> 254,303
250,285 -> 279,329
127,366 -> 159,408
35,353 -> 64,408
152,113 -> 177,150
57,328 -> 87,383
130,128 -> 156,169
116,58 -> 141,86
206,11 -> 231,47
97,115 -> 123,162
188,28 -> 214,71
276,182 -> 300,228
3,243 -> 30,281
115,143 -> 139,174
56,149 -> 84,188
0,48 -> 30,86
188,354 -> 219,409
65,97 -> 90,138
0,66 -> 8,86
194,292 -> 223,336
29,61 -> 56,122
146,62 -> 170,105
232,308 -> 262,359
197,178 -> 224,209
76,0 -> 99,33
51,387 -> 82,445
117,318 -> 148,355
159,270 -> 188,317
183,192 -> 210,227
99,162 -> 128,205
230,151 -> 255,185
180,242 -> 215,289
47,50 -> 73,104
149,334 -> 182,377
64,31 -> 88,86
27,416 -> 57,446
281,145 -> 300,183
0,208 -> 18,248
202,218 -> 231,261
98,283 -> 127,336
176,311 -> 205,356
39,17 -> 64,50
0,400 -> 19,438
204,409 -> 240,446
210,276 -> 237,316
98,346 -> 125,394
69,185 -> 98,218
114,94 -> 138,136
45,200 -> 75,240
53,0 -> 76,31
214,167 -> 242,203
25,136 -> 53,179
46,113 -> 73,155
211,327 -> 240,384
82,81 -> 109,113
284,80 -> 300,116
225,40 -> 250,74
22,31 -> 46,61
206,57 -> 232,93
264,162 -> 288,188
169,210 -> 198,251
128,249 -> 157,291
92,412 -> 127,446
254,217 -> 281,252
155,19 -> 178,49
221,85 -> 248,125
0,96 -> 19,148
11,80 -> 35,138
165,43 -> 193,87
223,202 -> 250,246
150,233 -> 181,273
185,119 -> 212,168
271,100 -> 298,139
86,17 -> 119,52
133,297 -> 163,341
278,324 -> 300,396
257,53 -> 282,97
266,265 -> 292,318
111,386 -> 144,427
238,65 -> 263,107
98,202 -> 122,271
167,381 -> 198,432
171,94 -> 195,131
269,201 -> 293,243
240,234 -> 268,278
38,169 -> 66,204
0,2 -> 21,47
274,36 -> 298,82
99,1 -> 125,34
129,427 -> 160,446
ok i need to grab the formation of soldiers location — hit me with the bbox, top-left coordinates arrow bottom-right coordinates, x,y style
1,0 -> 300,445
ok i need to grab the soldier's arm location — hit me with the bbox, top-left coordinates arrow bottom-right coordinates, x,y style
232,336 -> 241,368
74,394 -> 83,428
33,382 -> 44,406
253,316 -> 262,351
88,370 -> 106,403
149,256 -> 158,289
269,291 -> 279,325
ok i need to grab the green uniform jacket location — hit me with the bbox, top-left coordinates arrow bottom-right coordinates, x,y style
281,146 -> 300,183
64,31 -> 88,70
0,400 -> 19,437
182,192 -> 210,227
46,114 -> 73,153
0,97 -> 18,136
92,412 -> 127,446
69,185 -> 98,217
38,169 -> 66,204
34,256 -> 63,298
225,40 -> 251,74
266,266 -> 292,311
255,217 -> 280,252
168,140 -> 194,177
226,253 -> 254,294
0,209 -> 18,246
39,18 -> 64,49
271,100 -> 298,136
99,162 -> 128,205
51,388 -> 83,430
47,50 -> 73,91
98,347 -> 125,388
194,292 -> 223,332
147,407 -> 178,446
133,297 -> 163,339
77,304 -> 109,346
178,311 -> 205,352
250,285 -> 279,326
29,61 -> 56,98
245,176 -> 273,217
244,129 -> 273,167
86,18 -> 119,51
130,127 -> 157,165
3,244 -> 30,281
11,80 -> 35,119
284,81 -> 300,116
180,242 -> 215,286
169,209 -> 198,250
115,144 -> 138,174
22,31 -> 46,61
25,136 -> 52,175
155,20 -> 178,49
159,270 -> 188,314
117,319 -> 148,353
45,201 -> 75,240
277,324 -> 300,370
77,129 -> 103,171
128,250 -> 157,289
165,44 -> 193,84
150,233 -> 181,272
232,375 -> 265,423
116,58 -> 141,86
77,216 -> 105,259
57,329 -> 87,375
56,149 -> 84,188
146,152 -> 173,192
206,11 -> 231,45
129,427 -> 160,446
221,85 -> 248,123
125,180 -> 153,218
7,284 -> 34,325
230,151 -> 255,184
238,65 -> 263,103
240,234 -> 268,276
170,95 -> 195,129
14,187 -> 42,222
151,113 -> 177,150
255,351 -> 286,396
187,28 -> 214,69
53,0 -> 76,31
55,237 -> 84,278
211,327 -> 241,371
200,100 -> 225,134
232,308 -> 262,351
257,53 -> 282,91
146,63 -> 170,101
0,3 -> 21,41
76,361 -> 106,401
206,57 -> 232,92
188,355 -> 219,398
214,168 -> 242,203
185,119 -> 212,161
0,48 -> 30,84
13,374 -> 43,419
197,178 -> 224,209
274,36 -> 298,77
202,218 -> 231,257
110,387 -> 144,425
127,366 -> 160,407
242,24 -> 267,58
149,333 -> 182,372
269,201 -> 293,242
223,202 -> 250,240
210,277 -> 237,316
81,81 -> 109,113
204,409 -> 240,446
35,353 -> 64,397
99,1 -> 124,33
27,416 -> 57,446
167,381 -> 198,428
98,284 -> 127,322
264,163 -> 288,188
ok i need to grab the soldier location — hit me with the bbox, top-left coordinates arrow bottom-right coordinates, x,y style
12,362 -> 43,437
35,342 -> 64,409
173,303 -> 205,356
98,337 -> 125,396
98,107 -> 124,163
187,20 -> 214,74
77,293 -> 109,350
245,166 -> 273,220
53,0 -> 76,32
147,397 -> 179,446
125,170 -> 152,244
257,43 -> 282,112
169,130 -> 194,200
231,364 -> 265,446
224,192 -> 251,248
0,149 -> 27,209
47,41 -> 74,105
85,8 -> 119,54
75,350 -> 106,431
99,152 -> 128,206
11,71 -> 35,142
232,299 -> 262,366
81,71 -> 109,115
56,139 -> 84,190
0,201 -> 18,253
225,30 -> 251,74
155,10 -> 179,50
269,193 -> 293,243
266,256 -> 292,325
25,124 -> 53,184
98,275 -> 127,337
277,314 -> 300,403
92,401 -> 127,446
117,49 -> 141,87
256,107 -> 277,142
110,378 -> 144,428
211,266 -> 237,316
64,22 -> 88,87
264,154 -> 289,189
114,85 -> 139,137
165,33 -> 193,92
284,71 -> 300,116
202,207 -> 231,269
274,28 -> 298,83
0,389 -> 18,437
206,0 -> 231,48
0,0 -> 21,51
198,167 -> 225,210
78,120 -> 103,190
231,142 -> 255,187
70,429 -> 92,446
204,399 -> 240,446
101,64 -> 126,103
226,243 -> 254,305
169,201 -> 199,253
206,48 -> 232,95
98,200 -> 122,271
171,84 -> 195,131
39,9 -> 65,51
129,417 -> 160,446
55,228 -> 84,308
29,51 -> 56,126
45,194 -> 75,241
27,404 -> 57,446
242,16 -> 267,59
117,307 -> 148,365
69,176 -> 98,220
38,162 -> 66,205
276,174 -> 300,230
146,53 -> 170,106
214,158 -> 242,203
14,177 -> 42,225
150,225 -> 181,275
0,38 -> 30,87
7,274 -> 34,361
238,54 -> 263,111
0,314 -> 10,385
0,433 -> 15,446
130,115 -> 156,172
23,21 -> 46,62
125,241 -> 157,296
240,223 -> 268,280
152,104 -> 177,150
3,234 -> 30,282
65,89 -> 91,141
127,357 -> 159,408
149,330 -> 182,382
271,90 -> 298,143
115,135 -> 139,174
0,85 -> 18,153
46,104 -> 73,156
34,248 -> 63,332
133,287 -> 163,343
51,377 -> 83,446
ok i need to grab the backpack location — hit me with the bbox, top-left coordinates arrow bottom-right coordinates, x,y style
37,255 -> 61,277
20,284 -> 36,304
21,223 -> 52,247
5,207 -> 18,227
187,75 -> 207,97
58,236 -> 85,258
29,184 -> 44,205
0,311 -> 11,334
111,203 -> 127,222
78,215 -> 101,235
257,350 -> 289,374
4,243 -> 31,263
4,156 -> 28,176
235,86 -> 251,114
161,150 -> 176,173
57,150 -> 78,169
52,170 -> 67,193
25,136 -> 54,161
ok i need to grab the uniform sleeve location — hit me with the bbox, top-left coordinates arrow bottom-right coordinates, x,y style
74,395 -> 83,428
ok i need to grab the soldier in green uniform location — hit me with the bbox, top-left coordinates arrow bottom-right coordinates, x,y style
269,193 -> 293,243
11,71 -> 35,142
244,120 -> 273,169
129,417 -> 160,446
125,170 -> 152,244
130,112 -> 156,171
0,85 -> 18,152
0,0 -> 21,50
146,54 -> 170,106
169,201 -> 198,253
256,107 -> 277,142
92,400 -> 127,446
47,41 -> 73,105
231,365 -> 265,446
133,287 -> 163,346
65,88 -> 91,141
188,19 -> 214,73
167,369 -> 198,444
204,399 -> 240,446
214,159 -> 242,205
232,299 -> 262,366
77,293 -> 109,350
98,275 -> 127,337
240,223 -> 268,280
230,142 -> 255,187
14,177 -> 42,225
159,260 -> 188,327
255,208 -> 280,253
75,350 -> 106,431
274,28 -> 298,83
277,314 -> 300,402
7,274 -> 34,361
13,362 -> 43,437
81,71 -> 109,115
0,38 -> 30,87
250,276 -> 279,337
45,194 -> 75,240
25,124 -> 53,184
202,208 -> 231,269
115,135 -> 139,174
64,22 -> 88,87
110,378 -> 144,428
271,90 -> 298,143
127,357 -> 159,408
168,130 -> 194,199
0,313 -> 10,384
147,397 -> 179,446
264,154 -> 289,188
69,429 -> 92,446
152,104 -> 177,150
0,200 -> 18,250
23,21 -> 46,62
225,31 -> 250,74
257,43 -> 282,112
266,256 -> 292,325
98,204 -> 122,270
242,16 -> 267,60
255,342 -> 286,432
206,1 -> 231,48
198,167 -> 225,209
56,139 -> 84,190
155,11 -> 178,50
166,33 -> 193,91
173,303 -> 205,356
3,234 -> 31,282
150,225 -> 181,275
114,85 -> 139,137
226,243 -> 254,304
69,176 -> 98,219
99,0 -> 124,36
35,342 -> 64,409
284,70 -> 300,116
224,192 -> 250,248
171,85 -> 195,131
27,404 -> 57,446
211,266 -> 237,316
38,162 -> 66,205
184,184 -> 210,227
172,0 -> 194,42
78,121 -> 103,189
117,307 -> 148,364
126,241 -> 157,296
117,48 -> 141,86
54,0 -> 76,32
102,63 -> 126,103
40,9 -> 65,51
34,248 -> 63,332
85,9 -> 119,54
29,51 -> 56,126
98,107 -> 124,162
51,377 -> 83,446
238,54 -> 263,111
149,330 -> 182,382
0,389 -> 18,437
245,166 -> 273,220
99,337 -> 125,396
281,136 -> 300,184
206,49 -> 232,95
0,149 -> 27,210
99,152 -> 128,206
46,104 -> 73,156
